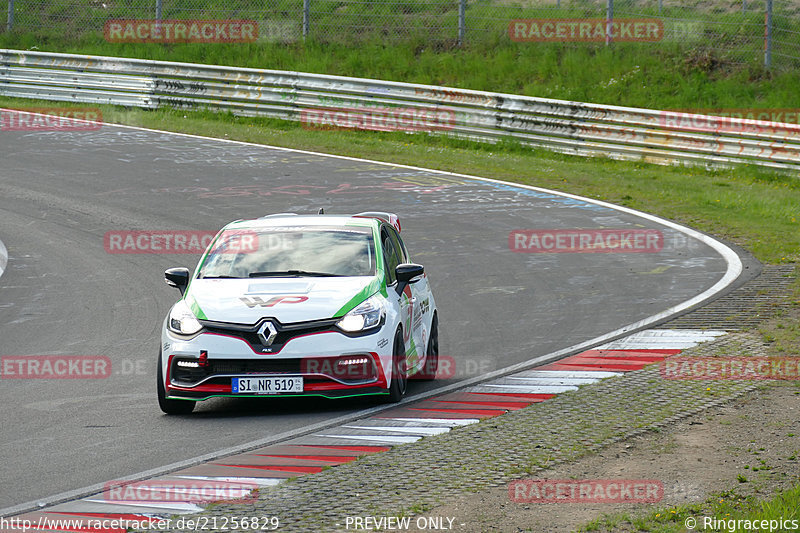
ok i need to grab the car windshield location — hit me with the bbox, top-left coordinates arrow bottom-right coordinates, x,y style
198,226 -> 376,278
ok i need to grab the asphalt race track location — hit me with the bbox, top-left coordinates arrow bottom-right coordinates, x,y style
0,121 -> 743,510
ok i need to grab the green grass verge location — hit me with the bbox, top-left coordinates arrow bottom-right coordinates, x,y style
1,96 -> 798,265
2,35 -> 800,112
581,483 -> 800,532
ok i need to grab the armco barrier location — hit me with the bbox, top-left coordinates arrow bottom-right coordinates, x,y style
2,49 -> 800,171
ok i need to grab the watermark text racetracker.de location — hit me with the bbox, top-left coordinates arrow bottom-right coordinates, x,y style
104,19 -> 257,43
1,355 -> 150,379
509,229 -> 663,253
104,229 -> 258,254
660,108 -> 800,135
662,357 -> 800,381
509,479 -> 664,504
1,356 -> 111,379
301,106 -> 456,133
0,108 -> 103,131
103,479 -> 258,504
409,354 -> 496,380
509,18 -> 663,42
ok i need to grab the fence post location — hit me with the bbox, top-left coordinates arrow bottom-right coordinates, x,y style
742,0 -> 747,14
658,0 -> 662,14
458,0 -> 465,45
303,0 -> 310,39
6,0 -> 14,31
764,0 -> 772,68
605,0 -> 613,46
156,0 -> 162,21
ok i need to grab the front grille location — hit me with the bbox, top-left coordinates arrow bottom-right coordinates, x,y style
171,358 -> 302,384
170,355 -> 378,386
200,317 -> 339,352
209,359 -> 301,374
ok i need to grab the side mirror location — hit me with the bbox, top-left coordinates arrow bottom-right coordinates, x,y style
395,263 -> 424,295
396,263 -> 424,283
165,267 -> 190,295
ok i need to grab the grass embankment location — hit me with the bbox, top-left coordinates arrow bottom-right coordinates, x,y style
584,484 -> 800,532
2,35 -> 799,111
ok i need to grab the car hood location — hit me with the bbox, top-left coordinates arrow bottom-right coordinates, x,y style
184,276 -> 381,324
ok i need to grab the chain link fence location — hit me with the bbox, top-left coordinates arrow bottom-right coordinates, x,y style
1,0 -> 798,68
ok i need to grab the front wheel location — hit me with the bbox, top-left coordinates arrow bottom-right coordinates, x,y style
386,330 -> 407,403
157,350 -> 195,415
417,314 -> 439,381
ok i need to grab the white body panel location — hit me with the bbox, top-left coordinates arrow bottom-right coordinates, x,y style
158,214 -> 438,403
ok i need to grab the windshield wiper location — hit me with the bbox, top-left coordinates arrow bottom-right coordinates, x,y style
249,270 -> 344,278
200,274 -> 244,279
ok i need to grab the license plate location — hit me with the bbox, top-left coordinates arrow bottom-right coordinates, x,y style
232,376 -> 303,394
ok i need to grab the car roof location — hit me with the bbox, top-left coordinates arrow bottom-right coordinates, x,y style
223,214 -> 382,231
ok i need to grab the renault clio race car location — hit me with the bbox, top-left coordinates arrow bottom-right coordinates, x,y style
158,212 -> 438,414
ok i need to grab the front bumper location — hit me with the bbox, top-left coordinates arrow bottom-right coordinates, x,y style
161,320 -> 393,401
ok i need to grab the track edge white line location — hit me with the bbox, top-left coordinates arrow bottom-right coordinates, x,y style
0,237 -> 7,280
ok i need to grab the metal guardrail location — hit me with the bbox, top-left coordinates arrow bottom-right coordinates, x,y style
2,49 -> 800,172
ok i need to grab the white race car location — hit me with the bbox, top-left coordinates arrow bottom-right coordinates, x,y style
158,212 -> 438,414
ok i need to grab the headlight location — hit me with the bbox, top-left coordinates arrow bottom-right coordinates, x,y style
337,295 -> 385,333
168,300 -> 203,335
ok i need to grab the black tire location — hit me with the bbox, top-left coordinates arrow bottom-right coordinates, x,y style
417,314 -> 439,381
157,350 -> 195,415
386,329 -> 407,403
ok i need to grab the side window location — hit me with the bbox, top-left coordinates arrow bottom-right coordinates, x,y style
386,226 -> 408,263
381,228 -> 400,285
